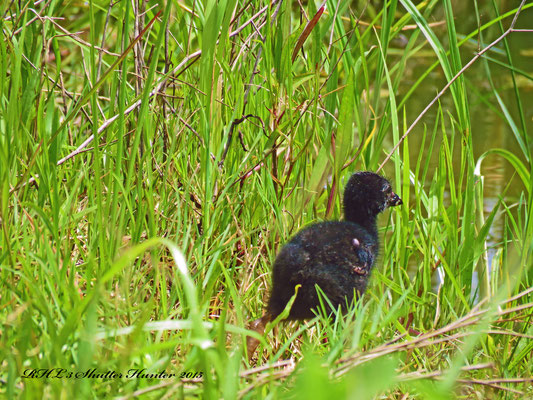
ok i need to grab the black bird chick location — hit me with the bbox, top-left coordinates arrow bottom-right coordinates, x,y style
247,171 -> 402,358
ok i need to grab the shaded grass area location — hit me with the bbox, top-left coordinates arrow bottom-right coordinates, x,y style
1,0 -> 532,398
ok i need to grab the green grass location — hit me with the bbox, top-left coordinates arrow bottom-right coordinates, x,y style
1,0 -> 532,398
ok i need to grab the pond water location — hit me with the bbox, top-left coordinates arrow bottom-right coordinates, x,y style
380,0 -> 532,295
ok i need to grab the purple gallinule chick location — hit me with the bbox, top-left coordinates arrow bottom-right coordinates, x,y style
247,171 -> 402,358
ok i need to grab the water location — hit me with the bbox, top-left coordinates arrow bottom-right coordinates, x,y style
385,0 -> 532,295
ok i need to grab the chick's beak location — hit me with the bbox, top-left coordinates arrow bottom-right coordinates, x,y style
388,192 -> 403,207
